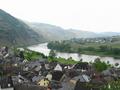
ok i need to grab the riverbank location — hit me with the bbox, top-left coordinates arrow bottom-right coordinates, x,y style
28,43 -> 120,65
47,41 -> 120,59
77,50 -> 120,59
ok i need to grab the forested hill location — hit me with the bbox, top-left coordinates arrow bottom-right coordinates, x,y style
0,9 -> 45,47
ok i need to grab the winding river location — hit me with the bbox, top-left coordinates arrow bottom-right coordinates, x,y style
28,43 -> 120,65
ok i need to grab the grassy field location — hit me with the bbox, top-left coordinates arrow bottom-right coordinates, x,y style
48,57 -> 78,65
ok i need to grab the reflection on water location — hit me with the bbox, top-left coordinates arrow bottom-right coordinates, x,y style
28,43 -> 120,65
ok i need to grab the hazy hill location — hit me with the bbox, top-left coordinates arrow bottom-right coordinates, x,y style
28,23 -> 100,41
28,23 -> 120,41
99,32 -> 120,37
28,23 -> 74,41
0,9 -> 45,47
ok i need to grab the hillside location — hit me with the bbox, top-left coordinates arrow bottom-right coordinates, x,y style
28,23 -> 99,41
0,9 -> 45,47
28,23 -> 120,41
28,23 -> 74,41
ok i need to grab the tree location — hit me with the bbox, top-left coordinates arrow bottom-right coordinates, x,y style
112,48 -> 120,55
99,45 -> 109,51
49,50 -> 56,58
93,59 -> 109,72
80,59 -> 83,62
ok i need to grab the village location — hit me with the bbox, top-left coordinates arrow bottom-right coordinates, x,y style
0,46 -> 120,90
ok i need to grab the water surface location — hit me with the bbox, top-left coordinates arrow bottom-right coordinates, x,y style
28,43 -> 120,65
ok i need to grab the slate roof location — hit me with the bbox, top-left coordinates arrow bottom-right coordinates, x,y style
54,64 -> 62,71
72,74 -> 91,83
52,71 -> 64,81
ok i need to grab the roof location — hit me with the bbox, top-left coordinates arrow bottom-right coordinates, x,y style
54,64 -> 62,71
102,69 -> 112,76
46,74 -> 52,81
12,75 -> 29,84
72,74 -> 91,83
52,71 -> 64,81
32,76 -> 42,82
34,66 -> 41,71
73,62 -> 89,70
37,78 -> 49,87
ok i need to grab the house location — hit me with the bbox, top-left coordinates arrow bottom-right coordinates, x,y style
0,46 -> 9,59
52,71 -> 64,81
37,78 -> 50,87
34,66 -> 41,72
102,69 -> 113,76
90,73 -> 105,85
49,61 -> 58,69
32,75 -> 44,83
70,74 -> 91,84
72,74 -> 91,90
73,62 -> 89,71
45,63 -> 50,70
23,66 -> 29,71
74,80 -> 91,90
12,74 -> 29,85
64,65 -> 71,69
27,61 -> 41,69
67,69 -> 80,78
46,73 -> 52,81
54,64 -> 62,71
52,64 -> 64,81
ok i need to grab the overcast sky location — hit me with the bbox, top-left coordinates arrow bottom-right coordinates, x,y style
0,0 -> 120,32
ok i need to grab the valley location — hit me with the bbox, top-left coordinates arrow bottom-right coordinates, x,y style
0,9 -> 120,90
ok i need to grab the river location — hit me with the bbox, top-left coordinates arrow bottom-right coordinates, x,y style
28,43 -> 120,65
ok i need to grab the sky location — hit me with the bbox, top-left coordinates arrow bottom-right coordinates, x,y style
0,0 -> 120,32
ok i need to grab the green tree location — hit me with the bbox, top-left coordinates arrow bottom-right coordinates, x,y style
99,45 -> 108,51
93,58 -> 109,72
49,50 -> 56,58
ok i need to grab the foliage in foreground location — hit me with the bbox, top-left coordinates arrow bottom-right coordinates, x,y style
92,58 -> 111,72
48,57 -> 78,65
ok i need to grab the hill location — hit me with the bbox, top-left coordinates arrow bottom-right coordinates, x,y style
28,23 -> 99,41
0,9 -> 45,47
28,23 -> 74,41
28,23 -> 120,41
